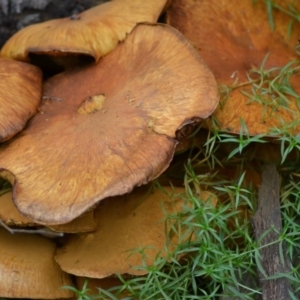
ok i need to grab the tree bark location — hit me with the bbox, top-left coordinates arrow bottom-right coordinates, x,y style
251,164 -> 293,300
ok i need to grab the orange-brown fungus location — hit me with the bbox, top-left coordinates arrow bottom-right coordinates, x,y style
0,228 -> 74,298
1,0 -> 169,72
0,58 -> 42,141
0,24 -> 219,225
167,0 -> 300,135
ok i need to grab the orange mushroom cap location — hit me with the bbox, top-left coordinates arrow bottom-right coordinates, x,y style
49,210 -> 96,233
56,186 -> 217,278
0,191 -> 96,233
0,228 -> 74,298
0,23 -> 219,225
0,58 -> 42,141
167,0 -> 300,135
0,191 -> 36,227
1,0 -> 169,72
55,186 -> 188,278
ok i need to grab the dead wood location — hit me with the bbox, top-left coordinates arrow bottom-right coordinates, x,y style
252,164 -> 293,300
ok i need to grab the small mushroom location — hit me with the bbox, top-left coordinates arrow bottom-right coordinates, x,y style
0,227 -> 74,298
167,0 -> 300,135
1,0 -> 170,72
0,23 -> 219,225
55,186 -> 188,278
0,58 -> 42,141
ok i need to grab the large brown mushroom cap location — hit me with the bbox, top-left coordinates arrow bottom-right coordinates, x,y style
55,186 -> 187,278
167,0 -> 300,135
0,23 -> 219,225
0,228 -> 74,298
0,58 -> 42,141
0,0 -> 169,70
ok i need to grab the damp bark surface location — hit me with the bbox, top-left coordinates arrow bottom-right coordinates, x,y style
252,164 -> 293,300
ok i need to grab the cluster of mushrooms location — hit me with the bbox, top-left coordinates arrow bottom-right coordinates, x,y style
0,0 -> 220,298
0,0 -> 299,298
